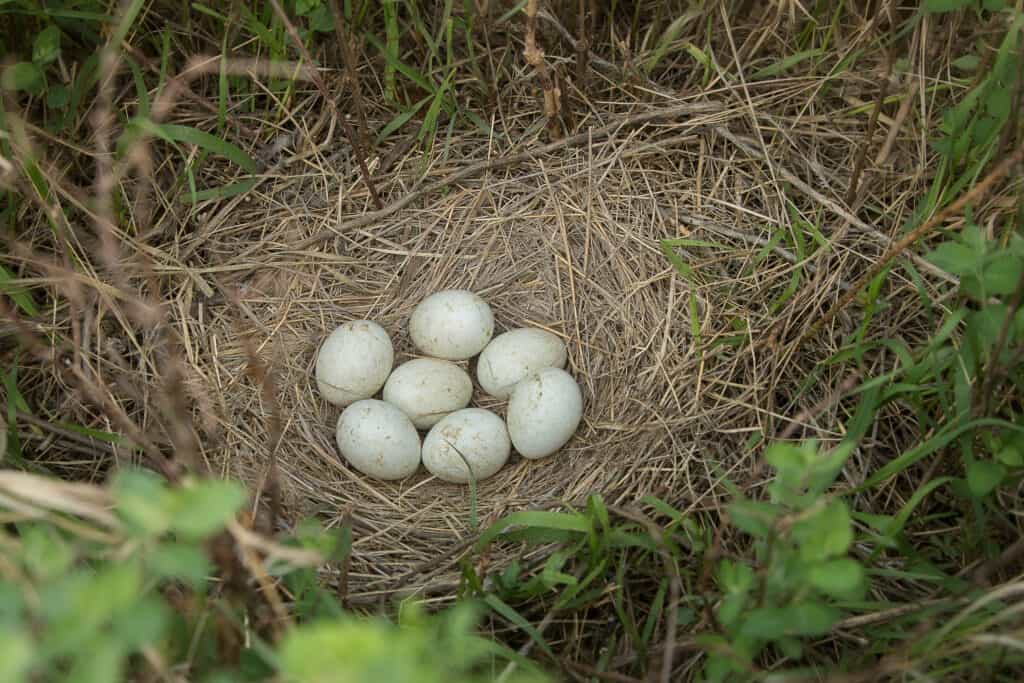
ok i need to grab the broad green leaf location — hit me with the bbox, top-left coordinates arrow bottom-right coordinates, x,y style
20,525 -> 74,581
46,84 -> 69,108
926,242 -> 978,275
727,500 -> 780,537
65,639 -> 124,683
33,25 -> 61,65
996,445 -> 1023,467
0,629 -> 32,682
792,501 -> 852,561
110,597 -> 169,649
718,559 -> 755,594
146,543 -> 212,585
738,603 -> 840,639
952,55 -> 980,71
112,469 -> 173,536
986,87 -> 1012,119
170,479 -> 247,540
2,62 -> 45,94
966,459 -> 1006,498
982,253 -> 1021,295
807,559 -> 865,598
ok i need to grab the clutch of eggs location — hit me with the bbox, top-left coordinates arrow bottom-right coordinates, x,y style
315,290 -> 582,483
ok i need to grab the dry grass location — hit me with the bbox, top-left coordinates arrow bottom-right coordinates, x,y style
4,1 -> 1007,611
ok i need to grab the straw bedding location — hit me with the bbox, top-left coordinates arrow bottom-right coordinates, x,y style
155,82 -> 926,600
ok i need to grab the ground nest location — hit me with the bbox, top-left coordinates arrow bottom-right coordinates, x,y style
147,83 -> 929,601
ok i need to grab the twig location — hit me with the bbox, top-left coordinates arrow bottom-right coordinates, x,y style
523,0 -> 562,138
267,0 -> 383,209
845,50 -> 892,206
973,534 -> 1024,586
575,0 -> 589,93
795,140 -> 1024,350
328,0 -> 372,153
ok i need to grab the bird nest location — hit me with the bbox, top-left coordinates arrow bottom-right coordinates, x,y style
173,93 -> 901,602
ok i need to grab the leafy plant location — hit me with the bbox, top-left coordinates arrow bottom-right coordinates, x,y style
704,441 -> 865,681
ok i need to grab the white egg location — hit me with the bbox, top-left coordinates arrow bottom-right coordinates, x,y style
409,290 -> 494,360
383,358 -> 473,429
315,321 -> 394,406
477,328 -> 568,399
335,399 -> 421,480
422,408 -> 510,483
507,368 -> 582,459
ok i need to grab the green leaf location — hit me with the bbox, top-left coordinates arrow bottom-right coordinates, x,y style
0,628 -> 32,682
2,62 -> 45,94
147,543 -> 212,585
46,84 -> 69,108
926,242 -> 978,275
112,469 -> 173,536
996,445 -> 1023,467
33,25 -> 61,65
109,597 -> 168,650
170,479 -> 247,540
718,559 -> 755,594
792,501 -> 852,561
0,264 -> 40,316
766,442 -> 810,488
952,55 -> 980,71
20,525 -> 74,581
475,510 -> 591,551
727,500 -> 780,537
986,87 -> 1012,119
751,49 -> 823,80
982,253 -> 1022,294
296,0 -> 320,14
807,559 -> 865,598
485,594 -> 554,659
966,459 -> 1006,498
739,603 -> 840,639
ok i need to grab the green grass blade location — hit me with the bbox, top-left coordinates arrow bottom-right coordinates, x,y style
484,594 -> 554,659
0,265 -> 39,317
474,510 -> 591,551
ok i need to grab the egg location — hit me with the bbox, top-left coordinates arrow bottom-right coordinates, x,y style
383,358 -> 473,429
335,399 -> 421,480
477,328 -> 568,399
409,290 -> 494,360
315,321 -> 394,406
507,368 -> 582,459
422,408 -> 510,483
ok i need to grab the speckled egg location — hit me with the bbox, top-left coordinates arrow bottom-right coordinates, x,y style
382,358 -> 473,429
408,290 -> 494,360
507,367 -> 582,459
315,321 -> 393,406
421,408 -> 510,483
335,399 -> 421,480
476,328 -> 568,399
